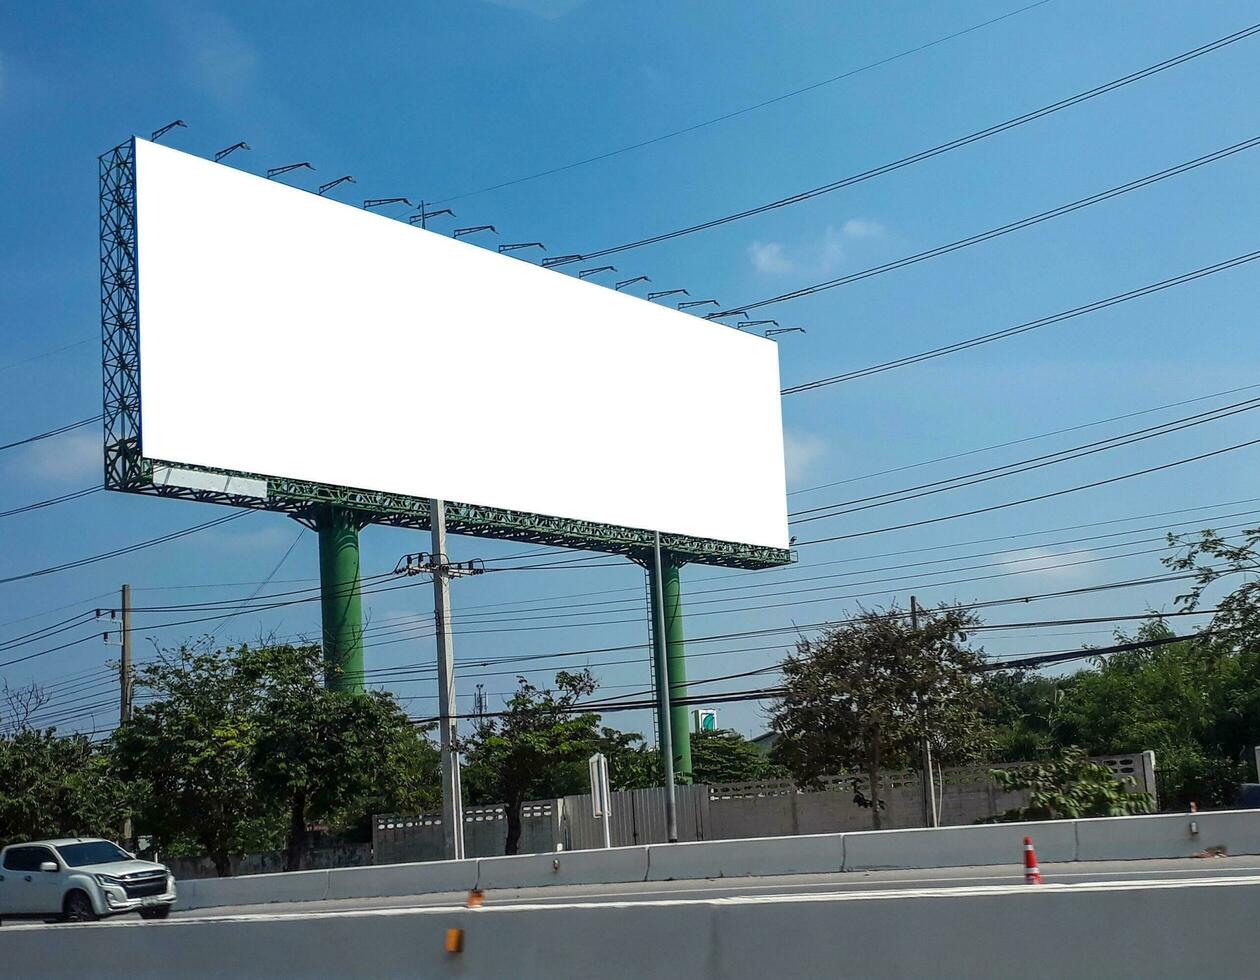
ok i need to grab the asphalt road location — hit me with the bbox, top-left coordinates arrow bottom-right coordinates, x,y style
167,854 -> 1260,920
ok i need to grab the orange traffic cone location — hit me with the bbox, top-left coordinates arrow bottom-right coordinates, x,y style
1023,836 -> 1042,884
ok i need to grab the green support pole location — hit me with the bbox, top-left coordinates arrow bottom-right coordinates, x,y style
315,507 -> 364,693
649,553 -> 692,780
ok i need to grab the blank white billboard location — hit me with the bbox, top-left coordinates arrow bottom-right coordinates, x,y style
132,139 -> 789,550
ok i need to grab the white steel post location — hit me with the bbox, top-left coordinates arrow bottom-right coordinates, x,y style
589,752 -> 612,849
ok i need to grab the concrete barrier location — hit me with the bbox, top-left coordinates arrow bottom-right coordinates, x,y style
842,819 -> 1076,871
476,845 -> 649,890
167,810 -> 1260,912
1075,809 -> 1260,862
6,875 -> 1260,978
324,858 -> 478,902
646,833 -> 845,881
172,867 -> 329,911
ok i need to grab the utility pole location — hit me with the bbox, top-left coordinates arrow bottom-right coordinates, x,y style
430,500 -> 465,861
395,504 -> 486,862
119,583 -> 132,727
120,584 -> 133,845
651,532 -> 679,843
911,596 -> 939,828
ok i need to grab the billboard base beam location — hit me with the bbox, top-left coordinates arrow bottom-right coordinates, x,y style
313,505 -> 365,693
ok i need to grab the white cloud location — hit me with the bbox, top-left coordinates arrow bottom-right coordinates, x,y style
167,9 -> 258,100
783,430 -> 827,483
479,0 -> 588,17
204,522 -> 300,553
748,221 -> 885,277
841,218 -> 886,240
1000,547 -> 1094,580
15,430 -> 100,483
747,241 -> 793,275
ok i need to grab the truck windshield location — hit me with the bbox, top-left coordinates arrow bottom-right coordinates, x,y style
56,841 -> 131,867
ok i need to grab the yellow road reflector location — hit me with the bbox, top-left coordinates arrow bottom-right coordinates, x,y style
445,928 -> 465,954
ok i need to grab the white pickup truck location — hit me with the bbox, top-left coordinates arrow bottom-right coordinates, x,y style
0,838 -> 176,923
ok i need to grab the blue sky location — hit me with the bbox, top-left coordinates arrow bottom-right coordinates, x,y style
1,0 -> 1259,743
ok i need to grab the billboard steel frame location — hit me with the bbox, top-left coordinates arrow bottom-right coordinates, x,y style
99,137 -> 791,571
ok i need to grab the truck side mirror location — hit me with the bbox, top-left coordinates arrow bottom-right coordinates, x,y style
39,861 -> 58,873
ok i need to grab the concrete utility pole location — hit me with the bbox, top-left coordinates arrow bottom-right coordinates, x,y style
651,532 -> 680,843
911,596 -> 939,828
120,583 -> 133,844
315,506 -> 365,693
119,583 -> 133,727
430,500 -> 466,861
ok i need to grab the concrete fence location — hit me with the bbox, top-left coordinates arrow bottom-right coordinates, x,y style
372,751 -> 1155,862
170,808 -> 1259,913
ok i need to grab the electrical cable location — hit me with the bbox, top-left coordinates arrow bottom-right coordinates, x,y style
432,0 -> 1055,202
0,486 -> 101,520
548,22 -> 1260,265
0,415 -> 100,453
781,249 -> 1260,395
787,396 -> 1260,523
0,510 -> 253,587
794,435 -> 1260,546
716,136 -> 1260,318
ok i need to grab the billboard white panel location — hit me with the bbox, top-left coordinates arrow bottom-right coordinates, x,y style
132,139 -> 789,550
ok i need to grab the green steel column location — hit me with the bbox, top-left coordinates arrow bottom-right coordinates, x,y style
315,507 -> 364,693
662,556 -> 692,780
649,553 -> 692,780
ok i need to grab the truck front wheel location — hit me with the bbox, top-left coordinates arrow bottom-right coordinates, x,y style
63,890 -> 99,922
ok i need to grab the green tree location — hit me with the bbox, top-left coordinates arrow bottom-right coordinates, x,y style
247,643 -> 437,870
689,729 -> 788,784
979,671 -> 1066,762
771,604 -> 992,829
0,728 -> 128,848
1052,623 -> 1256,808
990,748 -> 1153,821
462,670 -> 611,854
111,645 -> 273,876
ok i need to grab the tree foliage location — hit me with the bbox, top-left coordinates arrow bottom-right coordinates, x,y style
0,728 -> 128,849
462,670 -> 619,854
771,604 -> 992,829
990,748 -> 1153,821
111,645 -> 274,875
246,644 -> 439,870
111,642 -> 438,875
689,729 -> 787,785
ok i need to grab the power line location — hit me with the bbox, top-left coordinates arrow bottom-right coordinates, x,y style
0,415 -> 100,453
790,383 -> 1260,495
716,136 -> 1260,318
431,0 -> 1055,202
795,435 -> 1260,546
781,250 -> 1260,395
0,486 -> 101,521
788,396 -> 1260,523
0,511 -> 252,587
548,22 -> 1260,265
0,341 -> 95,376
